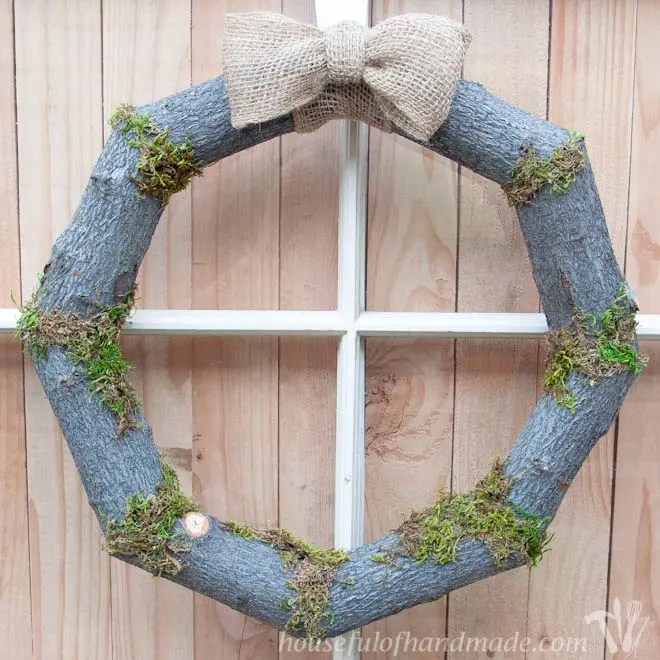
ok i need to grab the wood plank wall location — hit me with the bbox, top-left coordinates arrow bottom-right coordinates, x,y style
0,1 -> 657,659
0,1 -> 32,657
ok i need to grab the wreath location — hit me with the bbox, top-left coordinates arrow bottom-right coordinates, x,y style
14,12 -> 646,644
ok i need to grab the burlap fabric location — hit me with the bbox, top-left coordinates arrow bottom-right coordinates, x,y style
222,12 -> 471,141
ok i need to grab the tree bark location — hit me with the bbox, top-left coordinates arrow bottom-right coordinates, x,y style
28,77 -> 633,638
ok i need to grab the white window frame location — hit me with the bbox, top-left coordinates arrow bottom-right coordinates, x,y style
1,1 -> 658,656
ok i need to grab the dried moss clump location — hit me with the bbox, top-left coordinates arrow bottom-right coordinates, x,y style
109,104 -> 203,205
224,522 -> 350,641
503,131 -> 586,205
104,459 -> 199,576
15,292 -> 139,435
397,458 -> 550,568
544,285 -> 647,413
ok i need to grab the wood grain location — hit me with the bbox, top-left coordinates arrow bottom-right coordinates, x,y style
448,3 -> 549,659
191,1 -> 280,658
611,0 -> 660,657
610,344 -> 660,660
527,3 -> 636,658
101,2 -> 195,658
14,2 -> 111,658
0,1 -> 32,657
365,1 -> 460,656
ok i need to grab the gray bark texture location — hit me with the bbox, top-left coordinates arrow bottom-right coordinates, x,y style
28,77 -> 635,638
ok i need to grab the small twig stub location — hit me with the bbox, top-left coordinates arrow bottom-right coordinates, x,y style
184,512 -> 210,538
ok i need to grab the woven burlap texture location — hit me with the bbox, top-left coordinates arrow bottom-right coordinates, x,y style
222,12 -> 471,141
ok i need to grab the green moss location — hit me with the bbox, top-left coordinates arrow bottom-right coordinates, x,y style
15,290 -> 140,435
224,520 -> 256,540
104,458 -> 199,576
503,131 -> 586,206
109,104 -> 203,205
544,285 -> 647,413
368,551 -> 397,565
368,549 -> 402,582
223,522 -> 349,642
396,458 -> 550,568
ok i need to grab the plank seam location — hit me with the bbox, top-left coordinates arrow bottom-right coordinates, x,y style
10,0 -> 35,654
605,4 -> 641,660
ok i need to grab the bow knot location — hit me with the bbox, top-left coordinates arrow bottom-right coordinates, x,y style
222,12 -> 471,141
325,21 -> 367,85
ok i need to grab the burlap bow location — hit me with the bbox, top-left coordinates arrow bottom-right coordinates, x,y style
222,12 -> 471,141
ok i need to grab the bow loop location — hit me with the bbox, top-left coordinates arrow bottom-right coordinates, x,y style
223,12 -> 471,141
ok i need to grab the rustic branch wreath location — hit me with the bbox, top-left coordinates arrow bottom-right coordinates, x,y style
16,12 -> 646,644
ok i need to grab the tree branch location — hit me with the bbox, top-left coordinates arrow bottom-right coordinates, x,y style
27,77 -> 634,639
